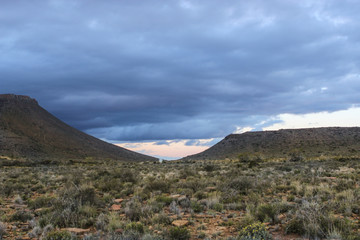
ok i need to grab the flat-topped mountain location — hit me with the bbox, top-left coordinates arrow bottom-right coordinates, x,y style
182,127 -> 360,161
0,94 -> 157,162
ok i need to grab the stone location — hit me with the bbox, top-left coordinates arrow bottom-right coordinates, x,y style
205,187 -> 216,191
172,220 -> 189,227
64,228 -> 90,234
170,194 -> 181,199
114,198 -> 124,203
110,204 -> 121,211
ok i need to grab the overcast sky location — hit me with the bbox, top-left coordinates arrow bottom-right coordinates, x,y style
1,0 -> 360,158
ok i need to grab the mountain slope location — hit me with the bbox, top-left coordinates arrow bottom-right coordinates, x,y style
0,94 -> 157,162
182,127 -> 360,161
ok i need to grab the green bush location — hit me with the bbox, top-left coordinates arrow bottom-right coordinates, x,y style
191,201 -> 204,213
155,195 -> 173,205
8,210 -> 33,222
125,199 -> 143,221
203,164 -> 217,172
285,217 -> 305,235
117,169 -> 137,183
125,222 -> 144,234
256,203 -> 278,223
43,230 -> 73,240
288,149 -> 304,162
194,191 -> 207,200
95,213 -> 109,231
238,222 -> 272,240
227,177 -> 253,194
144,179 -> 170,193
211,203 -> 224,212
168,226 -> 191,240
151,212 -> 171,225
28,195 -> 55,209
284,201 -> 349,239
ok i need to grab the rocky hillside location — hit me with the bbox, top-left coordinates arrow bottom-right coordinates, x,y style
0,94 -> 157,162
182,127 -> 360,161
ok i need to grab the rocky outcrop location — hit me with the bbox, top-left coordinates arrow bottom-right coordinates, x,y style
182,127 -> 360,161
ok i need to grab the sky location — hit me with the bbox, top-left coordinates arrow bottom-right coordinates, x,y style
1,0 -> 360,159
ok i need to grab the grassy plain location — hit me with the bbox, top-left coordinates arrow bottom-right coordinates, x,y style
0,157 -> 360,239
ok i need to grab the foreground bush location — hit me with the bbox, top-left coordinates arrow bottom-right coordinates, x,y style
0,221 -> 6,239
285,201 -> 354,239
8,210 -> 33,222
238,222 -> 272,240
168,226 -> 191,240
43,230 -> 73,240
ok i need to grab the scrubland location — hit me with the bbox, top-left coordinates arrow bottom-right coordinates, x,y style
0,157 -> 360,240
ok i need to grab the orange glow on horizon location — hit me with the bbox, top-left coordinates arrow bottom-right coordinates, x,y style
116,140 -> 210,159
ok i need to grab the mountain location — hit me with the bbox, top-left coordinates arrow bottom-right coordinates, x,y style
0,94 -> 157,162
182,127 -> 360,161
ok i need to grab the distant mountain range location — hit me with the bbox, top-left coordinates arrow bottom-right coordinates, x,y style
0,94 -> 157,162
182,127 -> 360,161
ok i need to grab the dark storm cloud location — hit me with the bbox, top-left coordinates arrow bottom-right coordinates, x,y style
1,0 -> 360,141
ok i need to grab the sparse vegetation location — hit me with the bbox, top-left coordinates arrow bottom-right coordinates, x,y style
1,157 -> 360,239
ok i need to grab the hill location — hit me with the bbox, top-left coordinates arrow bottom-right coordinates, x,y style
0,94 -> 157,162
182,127 -> 360,161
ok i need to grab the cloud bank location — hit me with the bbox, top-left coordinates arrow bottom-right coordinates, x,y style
1,0 -> 360,143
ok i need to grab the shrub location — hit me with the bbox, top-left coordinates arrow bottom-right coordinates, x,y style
14,195 -> 23,204
211,203 -> 224,212
177,178 -> 204,193
28,195 -> 55,209
256,203 -> 278,223
141,233 -> 163,240
190,201 -> 204,213
289,151 -> 304,162
197,232 -> 206,239
125,199 -> 142,221
0,221 -> 6,238
144,179 -> 170,193
203,164 -> 217,172
108,213 -> 123,231
28,226 -> 42,238
238,153 -> 252,162
151,212 -> 171,225
8,210 -> 33,222
170,201 -> 181,215
248,160 -> 260,168
95,213 -> 109,231
238,222 -> 272,240
76,185 -> 97,205
285,201 -> 340,239
43,230 -> 73,240
125,222 -> 144,234
168,226 -> 191,240
285,217 -> 305,236
118,169 -> 137,183
194,191 -> 207,200
179,168 -> 196,179
287,194 -> 295,202
227,177 -> 253,194
46,184 -> 100,228
155,195 -> 173,205
178,196 -> 190,208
